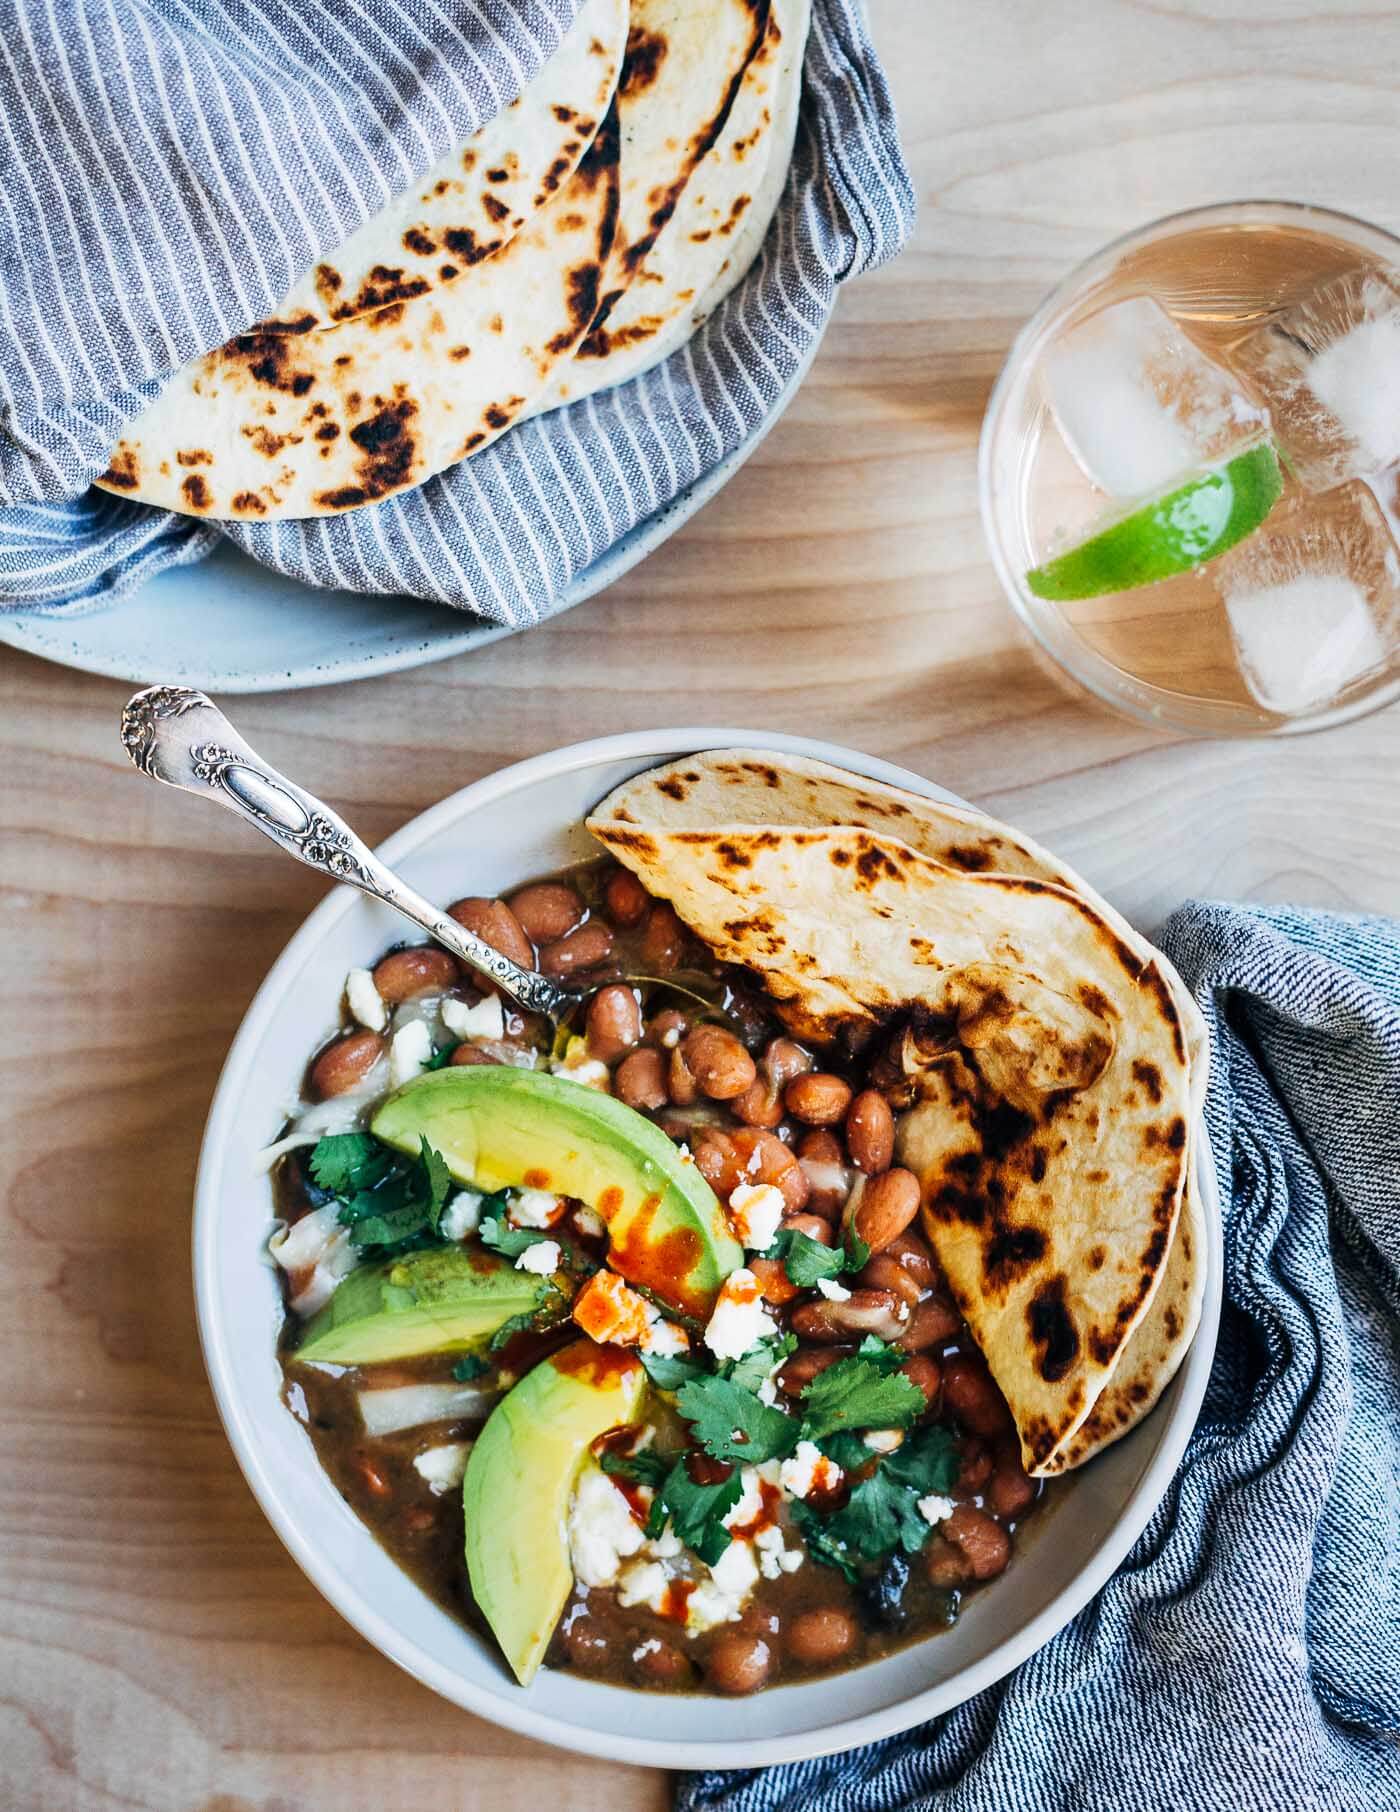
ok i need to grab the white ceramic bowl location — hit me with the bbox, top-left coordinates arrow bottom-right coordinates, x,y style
195,729 -> 1221,1770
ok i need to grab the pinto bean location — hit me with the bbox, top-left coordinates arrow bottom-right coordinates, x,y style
683,1025 -> 757,1101
614,1046 -> 668,1110
941,1355 -> 1014,1437
506,882 -> 583,945
644,1006 -> 690,1050
450,1042 -> 501,1067
586,984 -> 642,1062
667,1044 -> 698,1105
706,1631 -> 771,1695
785,1072 -> 854,1126
371,946 -> 459,1002
786,1608 -> 859,1667
924,1534 -> 973,1588
850,1167 -> 920,1253
845,1090 -> 894,1174
735,1129 -> 808,1212
941,1504 -> 1011,1579
777,1345 -> 851,1393
749,1256 -> 800,1306
732,1075 -> 784,1128
986,1439 -> 1037,1519
448,897 -> 534,972
603,867 -> 651,928
955,1436 -> 993,1496
883,1230 -> 937,1289
896,1296 -> 963,1352
539,920 -> 613,976
633,1639 -> 694,1687
790,1288 -> 906,1344
762,1037 -> 814,1091
798,1130 -> 844,1165
310,1030 -> 384,1099
900,1354 -> 942,1410
564,1615 -> 613,1669
859,1253 -> 923,1311
640,901 -> 686,971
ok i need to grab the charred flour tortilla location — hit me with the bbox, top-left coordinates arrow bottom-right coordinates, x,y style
594,747 -> 1208,1469
97,116 -> 620,520
587,811 -> 1193,1476
259,0 -> 628,332
534,0 -> 807,414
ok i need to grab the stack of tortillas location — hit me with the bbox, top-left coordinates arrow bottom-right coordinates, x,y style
97,0 -> 809,521
587,750 -> 1209,1480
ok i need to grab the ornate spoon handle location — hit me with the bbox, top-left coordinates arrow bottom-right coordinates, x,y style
119,685 -> 572,1019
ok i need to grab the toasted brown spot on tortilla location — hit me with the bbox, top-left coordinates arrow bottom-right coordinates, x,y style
484,403 -> 513,430
621,26 -> 668,96
442,226 -> 490,266
102,446 -> 140,487
315,422 -> 339,442
175,449 -> 211,468
403,227 -> 435,256
315,264 -> 342,295
181,473 -> 211,510
1028,1276 -> 1079,1383
1087,1245 -> 1106,1271
449,345 -> 472,361
231,490 -> 266,514
229,330 -> 316,397
1132,1058 -> 1164,1103
983,1225 -> 1048,1287
438,262 -> 459,281
483,193 -> 511,225
830,848 -> 853,867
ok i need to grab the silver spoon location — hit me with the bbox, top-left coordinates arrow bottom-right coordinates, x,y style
119,684 -> 579,1020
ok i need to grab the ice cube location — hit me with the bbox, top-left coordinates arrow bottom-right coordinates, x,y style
1218,483 -> 1397,716
1232,268 -> 1400,490
1043,296 -> 1268,500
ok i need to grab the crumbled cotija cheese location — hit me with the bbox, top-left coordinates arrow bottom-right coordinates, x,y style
441,994 -> 505,1042
345,967 -> 387,1032
726,1181 -> 785,1252
703,1269 -> 778,1361
515,1240 -> 561,1274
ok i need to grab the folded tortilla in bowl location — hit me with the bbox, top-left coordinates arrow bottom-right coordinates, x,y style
588,752 -> 1204,1477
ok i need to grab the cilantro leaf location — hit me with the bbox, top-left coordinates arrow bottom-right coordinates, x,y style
309,1132 -> 386,1195
845,1230 -> 872,1271
479,1213 -> 551,1260
487,1309 -> 538,1351
789,1499 -> 860,1584
763,1227 -> 846,1287
418,1137 -> 454,1231
600,1448 -> 671,1490
724,1332 -> 796,1394
452,1354 -> 489,1382
658,1458 -> 742,1565
824,1465 -> 932,1560
639,1350 -> 707,1391
885,1425 -> 959,1499
855,1334 -> 908,1373
817,1428 -> 873,1473
798,1354 -> 925,1445
676,1374 -> 799,1465
424,1041 -> 460,1071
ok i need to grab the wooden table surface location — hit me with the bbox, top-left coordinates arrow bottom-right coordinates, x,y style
6,5 -> 1400,1808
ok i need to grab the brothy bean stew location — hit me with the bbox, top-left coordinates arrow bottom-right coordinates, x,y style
269,860 -> 1046,1696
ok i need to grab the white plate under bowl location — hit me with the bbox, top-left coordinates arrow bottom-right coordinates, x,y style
0,335 -> 821,693
194,729 -> 1222,1771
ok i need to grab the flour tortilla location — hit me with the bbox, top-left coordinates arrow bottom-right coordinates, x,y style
587,798 -> 1193,1475
533,0 -> 807,415
96,117 -> 620,520
593,747 -> 1208,1468
260,0 -> 627,332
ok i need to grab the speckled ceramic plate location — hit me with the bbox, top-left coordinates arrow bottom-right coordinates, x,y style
0,335 -> 821,693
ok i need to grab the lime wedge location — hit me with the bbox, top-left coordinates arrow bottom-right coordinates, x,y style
1026,442 -> 1283,602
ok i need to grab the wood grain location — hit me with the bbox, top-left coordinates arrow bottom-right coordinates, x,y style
4,4 -> 1400,1808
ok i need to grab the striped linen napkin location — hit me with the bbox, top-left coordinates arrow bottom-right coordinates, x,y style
0,0 -> 913,620
681,903 -> 1400,1812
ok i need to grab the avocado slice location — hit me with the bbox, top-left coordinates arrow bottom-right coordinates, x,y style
464,1339 -> 647,1685
296,1245 -> 552,1364
371,1067 -> 742,1317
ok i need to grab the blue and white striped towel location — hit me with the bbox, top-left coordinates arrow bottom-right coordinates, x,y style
682,903 -> 1400,1812
0,0 -> 913,620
